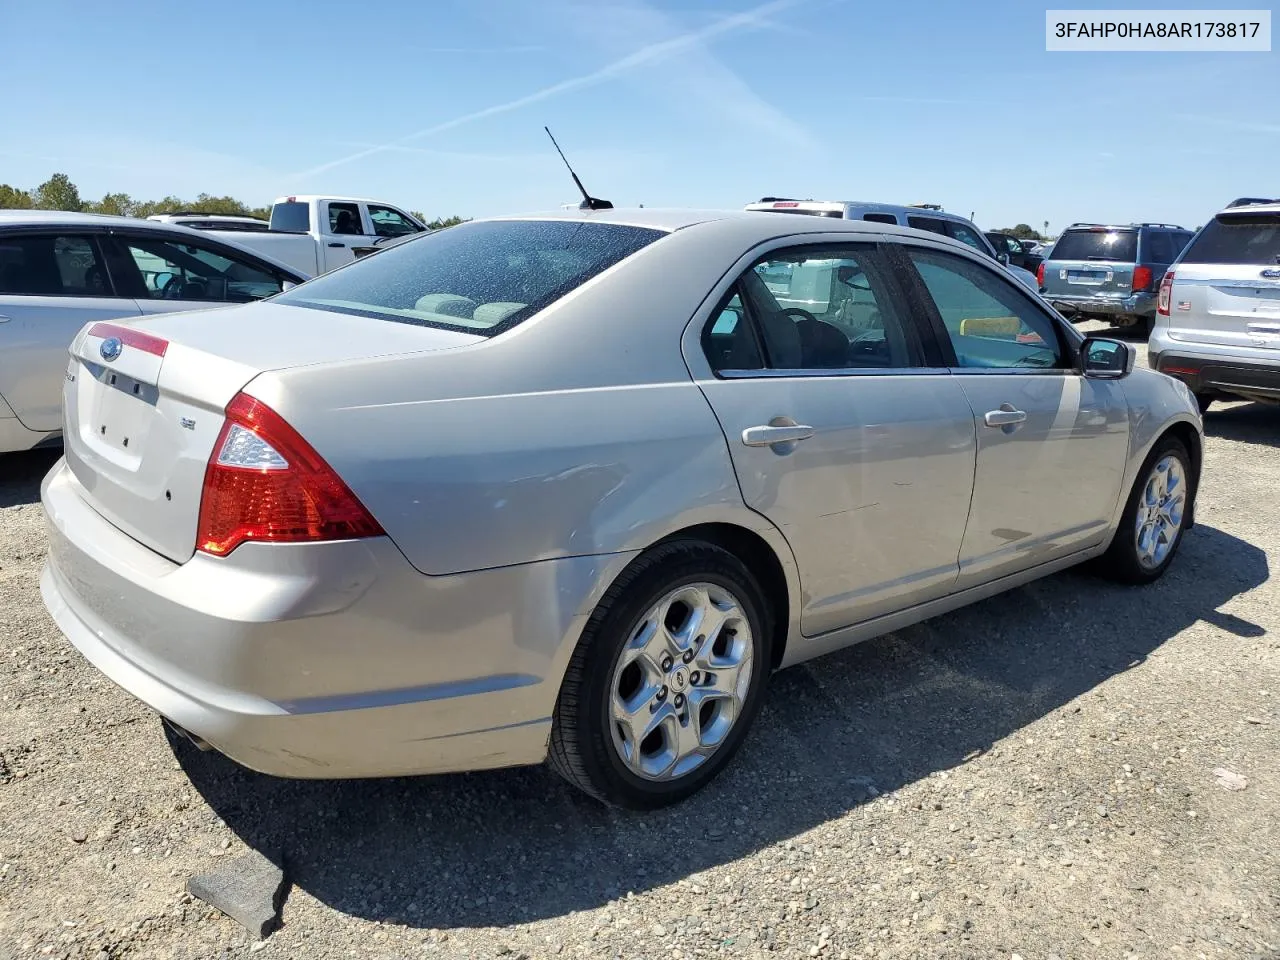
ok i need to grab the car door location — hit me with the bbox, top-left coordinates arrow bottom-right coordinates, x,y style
0,230 -> 140,433
104,230 -> 291,320
894,242 -> 1130,588
321,201 -> 373,271
689,239 -> 977,636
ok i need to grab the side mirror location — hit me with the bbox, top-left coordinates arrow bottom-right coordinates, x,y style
996,252 -> 1010,266
281,280 -> 298,292
1080,336 -> 1135,379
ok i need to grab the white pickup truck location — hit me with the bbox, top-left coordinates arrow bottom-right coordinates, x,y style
206,195 -> 429,276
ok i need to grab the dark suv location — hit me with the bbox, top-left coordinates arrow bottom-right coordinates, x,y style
1039,222 -> 1193,333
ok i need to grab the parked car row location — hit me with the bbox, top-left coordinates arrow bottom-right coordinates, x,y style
0,211 -> 308,453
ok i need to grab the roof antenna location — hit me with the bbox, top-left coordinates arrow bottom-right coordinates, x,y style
545,126 -> 613,211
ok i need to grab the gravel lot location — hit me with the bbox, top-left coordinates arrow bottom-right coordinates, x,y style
2,326 -> 1277,960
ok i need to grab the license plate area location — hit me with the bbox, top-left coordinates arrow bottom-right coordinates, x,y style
1064,268 -> 1111,285
78,360 -> 159,467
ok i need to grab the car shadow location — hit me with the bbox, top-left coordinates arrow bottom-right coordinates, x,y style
0,448 -> 60,509
1203,401 -> 1278,447
176,524 -> 1267,931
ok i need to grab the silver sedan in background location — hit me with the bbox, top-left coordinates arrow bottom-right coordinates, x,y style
40,209 -> 1202,808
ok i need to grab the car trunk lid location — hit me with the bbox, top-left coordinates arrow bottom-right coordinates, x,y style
61,302 -> 483,563
1166,210 -> 1280,347
1040,227 -> 1138,300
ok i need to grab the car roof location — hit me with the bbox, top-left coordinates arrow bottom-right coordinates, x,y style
743,199 -> 977,224
1217,201 -> 1280,216
478,206 -> 988,250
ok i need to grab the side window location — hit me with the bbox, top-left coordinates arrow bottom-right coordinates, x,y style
327,202 -> 364,235
117,235 -> 285,303
906,248 -> 1065,370
0,234 -> 110,297
368,205 -> 421,239
703,291 -> 764,372
862,213 -> 898,225
907,216 -> 949,237
1145,231 -> 1174,263
706,245 -> 915,373
945,222 -> 987,253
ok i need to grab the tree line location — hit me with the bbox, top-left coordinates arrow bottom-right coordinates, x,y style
0,172 -> 468,231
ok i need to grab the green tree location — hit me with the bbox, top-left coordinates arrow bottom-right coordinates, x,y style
90,193 -> 135,217
0,184 -> 34,208
425,215 -> 469,230
1006,223 -> 1042,240
33,172 -> 83,212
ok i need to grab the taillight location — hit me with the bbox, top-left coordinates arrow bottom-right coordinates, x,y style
196,392 -> 384,556
1035,262 -> 1045,287
1157,271 -> 1175,316
1132,265 -> 1153,291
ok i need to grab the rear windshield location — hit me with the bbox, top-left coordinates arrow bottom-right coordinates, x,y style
1050,228 -> 1138,262
269,202 -> 310,233
1180,214 -> 1280,266
273,219 -> 665,335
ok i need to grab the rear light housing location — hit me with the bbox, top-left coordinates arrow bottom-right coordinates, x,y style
1157,271 -> 1174,316
1035,262 -> 1045,287
196,392 -> 384,556
1132,265 -> 1153,292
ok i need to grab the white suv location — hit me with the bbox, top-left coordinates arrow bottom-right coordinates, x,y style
1148,200 -> 1280,412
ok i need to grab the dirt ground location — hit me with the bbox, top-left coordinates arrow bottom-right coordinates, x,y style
1,327 -> 1277,960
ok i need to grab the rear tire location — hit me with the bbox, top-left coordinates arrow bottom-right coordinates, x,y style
1096,436 -> 1192,585
548,540 -> 773,809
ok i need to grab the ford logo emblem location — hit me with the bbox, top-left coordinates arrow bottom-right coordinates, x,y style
99,337 -> 123,362
1261,268 -> 1280,280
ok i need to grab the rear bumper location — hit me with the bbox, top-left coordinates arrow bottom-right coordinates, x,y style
40,458 -> 633,779
1147,340 -> 1280,401
1045,291 -> 1154,319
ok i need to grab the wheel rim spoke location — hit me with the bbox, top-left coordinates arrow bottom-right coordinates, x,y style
607,580 -> 754,783
1134,455 -> 1186,570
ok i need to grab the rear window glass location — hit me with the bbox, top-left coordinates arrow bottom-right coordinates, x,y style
1051,229 -> 1138,262
1181,214 -> 1280,266
269,202 -> 310,233
273,219 -> 665,335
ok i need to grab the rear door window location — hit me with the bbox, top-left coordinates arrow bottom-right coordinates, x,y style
273,219 -> 665,335
1180,214 -> 1280,265
0,234 -> 111,297
862,213 -> 899,225
907,216 -> 949,237
1051,229 -> 1138,262
327,202 -> 364,236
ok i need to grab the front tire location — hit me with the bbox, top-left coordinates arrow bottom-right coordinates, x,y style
1097,436 -> 1192,584
548,540 -> 772,809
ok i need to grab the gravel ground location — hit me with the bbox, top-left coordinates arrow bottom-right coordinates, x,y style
2,325 -> 1277,960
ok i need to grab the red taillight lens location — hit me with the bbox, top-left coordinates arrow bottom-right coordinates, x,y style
196,392 -> 384,556
1132,265 -> 1153,292
1157,271 -> 1175,316
1035,262 -> 1045,287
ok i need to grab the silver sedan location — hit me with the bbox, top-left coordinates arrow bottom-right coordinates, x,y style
39,209 -> 1203,808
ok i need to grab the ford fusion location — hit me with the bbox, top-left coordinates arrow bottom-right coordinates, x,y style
40,210 -> 1203,808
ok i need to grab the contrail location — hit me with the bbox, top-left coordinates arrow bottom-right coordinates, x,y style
287,0 -> 807,180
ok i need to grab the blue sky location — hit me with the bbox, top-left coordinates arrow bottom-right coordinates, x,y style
2,0 -> 1275,232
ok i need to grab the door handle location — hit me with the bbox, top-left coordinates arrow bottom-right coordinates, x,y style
983,404 -> 1028,428
327,242 -> 346,248
742,423 -> 814,447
